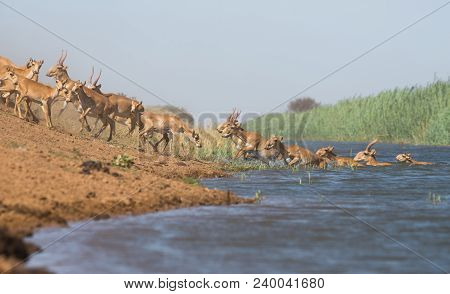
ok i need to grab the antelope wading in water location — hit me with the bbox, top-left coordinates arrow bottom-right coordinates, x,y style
315,146 -> 363,167
138,112 -> 202,153
0,59 -> 43,107
353,139 -> 392,166
396,153 -> 432,165
0,70 -> 68,128
86,68 -> 144,135
63,80 -> 116,141
263,136 -> 327,168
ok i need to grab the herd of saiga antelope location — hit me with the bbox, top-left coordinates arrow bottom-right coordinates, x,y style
0,52 -> 432,167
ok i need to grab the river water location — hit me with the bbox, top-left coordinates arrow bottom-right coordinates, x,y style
27,141 -> 449,273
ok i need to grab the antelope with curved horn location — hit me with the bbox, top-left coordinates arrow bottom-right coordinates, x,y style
0,70 -> 69,127
63,80 -> 116,141
218,110 -> 265,159
138,112 -> 202,153
353,139 -> 392,166
87,67 -> 144,135
395,153 -> 432,165
47,52 -> 112,135
316,146 -> 363,167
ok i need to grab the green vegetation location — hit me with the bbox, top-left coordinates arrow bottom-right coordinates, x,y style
245,80 -> 449,145
182,176 -> 200,185
111,154 -> 134,168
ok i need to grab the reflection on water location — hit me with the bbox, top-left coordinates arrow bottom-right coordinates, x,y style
27,142 -> 450,273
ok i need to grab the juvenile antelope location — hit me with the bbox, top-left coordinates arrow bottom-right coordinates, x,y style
395,153 -> 432,165
353,139 -> 392,166
87,68 -> 144,135
1,70 -> 68,128
316,146 -> 363,167
138,112 -> 201,153
64,80 -> 116,141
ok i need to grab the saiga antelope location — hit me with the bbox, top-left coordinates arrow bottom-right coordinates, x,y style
395,153 -> 432,165
138,112 -> 202,153
315,146 -> 363,167
47,52 -> 115,138
353,139 -> 392,166
86,68 -> 144,135
263,136 -> 326,168
218,110 -> 264,159
64,80 -> 116,141
0,59 -> 43,107
0,70 -> 68,128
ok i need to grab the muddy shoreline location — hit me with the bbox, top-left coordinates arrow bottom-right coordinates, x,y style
0,111 -> 253,273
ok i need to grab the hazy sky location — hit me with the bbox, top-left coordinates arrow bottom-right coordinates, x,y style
1,0 -> 449,117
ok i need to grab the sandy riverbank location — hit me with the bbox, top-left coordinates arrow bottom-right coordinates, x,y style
0,110 -> 253,273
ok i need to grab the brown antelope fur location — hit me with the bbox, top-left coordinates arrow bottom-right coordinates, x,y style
1,70 -> 68,128
316,146 -> 363,167
138,112 -> 202,153
0,56 -> 34,70
396,153 -> 432,165
86,68 -> 144,135
353,139 -> 392,166
218,110 -> 265,159
264,137 -> 326,168
64,80 -> 116,141
0,59 -> 43,108
47,52 -> 116,139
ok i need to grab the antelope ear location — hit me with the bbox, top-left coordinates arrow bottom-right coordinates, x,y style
371,150 -> 377,155
279,136 -> 283,141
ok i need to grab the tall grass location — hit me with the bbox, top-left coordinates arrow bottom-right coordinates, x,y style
245,80 -> 449,145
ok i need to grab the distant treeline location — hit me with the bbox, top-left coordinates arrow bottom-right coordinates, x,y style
245,80 -> 449,145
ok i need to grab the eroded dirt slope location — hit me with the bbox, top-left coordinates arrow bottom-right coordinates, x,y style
0,110 -> 252,273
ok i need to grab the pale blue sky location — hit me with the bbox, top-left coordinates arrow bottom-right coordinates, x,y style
1,0 -> 449,116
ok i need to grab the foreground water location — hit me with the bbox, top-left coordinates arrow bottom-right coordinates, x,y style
27,142 -> 449,273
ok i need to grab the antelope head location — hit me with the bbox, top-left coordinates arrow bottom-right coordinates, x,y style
65,80 -> 85,103
217,108 -> 241,133
264,135 -> 283,150
25,57 -> 34,68
316,146 -> 336,159
0,68 -> 19,85
87,67 -> 102,93
29,59 -> 44,75
395,153 -> 413,163
191,130 -> 202,148
131,100 -> 144,115
46,50 -> 68,78
353,139 -> 378,162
